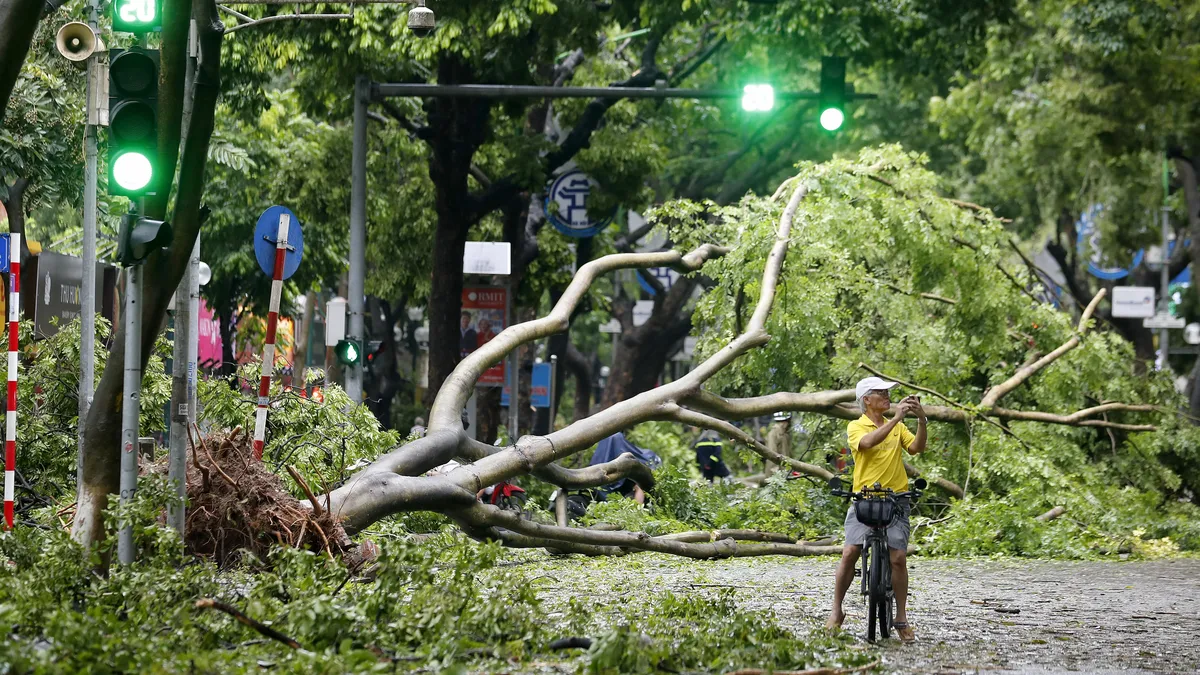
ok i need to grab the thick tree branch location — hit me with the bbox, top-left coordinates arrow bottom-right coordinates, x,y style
428,245 -> 728,431
455,503 -> 842,559
980,289 -> 1107,408
0,0 -> 42,125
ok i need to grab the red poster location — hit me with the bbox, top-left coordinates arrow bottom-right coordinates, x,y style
461,286 -> 507,386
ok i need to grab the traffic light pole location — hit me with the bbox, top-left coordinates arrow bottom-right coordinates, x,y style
346,75 -> 369,404
117,262 -> 141,564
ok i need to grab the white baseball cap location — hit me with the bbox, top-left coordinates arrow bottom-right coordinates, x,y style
855,376 -> 900,401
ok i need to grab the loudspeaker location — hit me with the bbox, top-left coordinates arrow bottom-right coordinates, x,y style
55,22 -> 104,65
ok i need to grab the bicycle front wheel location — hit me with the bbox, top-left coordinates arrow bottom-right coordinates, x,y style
866,538 -> 890,641
873,539 -> 892,639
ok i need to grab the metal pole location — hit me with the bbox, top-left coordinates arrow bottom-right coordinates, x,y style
346,75 -> 368,403
78,0 -> 100,485
507,277 -> 518,441
1160,206 -> 1171,370
187,241 -> 199,424
118,265 -> 141,564
167,241 -> 197,531
548,354 -> 558,432
166,20 -> 201,532
373,83 -> 849,101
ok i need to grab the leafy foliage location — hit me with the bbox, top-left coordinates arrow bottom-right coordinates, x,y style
16,319 -> 172,505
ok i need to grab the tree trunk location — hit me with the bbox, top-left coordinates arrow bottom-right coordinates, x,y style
0,178 -> 33,261
72,0 -> 224,554
218,307 -> 237,378
422,54 -> 491,408
0,0 -> 41,125
365,296 -> 403,430
601,277 -> 697,408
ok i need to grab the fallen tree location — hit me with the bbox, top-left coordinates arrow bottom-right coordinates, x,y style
262,149 -> 1165,559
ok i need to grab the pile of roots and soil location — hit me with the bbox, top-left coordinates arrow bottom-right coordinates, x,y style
183,428 -> 354,567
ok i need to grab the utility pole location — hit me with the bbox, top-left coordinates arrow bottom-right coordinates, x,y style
117,264 -> 141,564
167,240 -> 197,531
1158,156 -> 1172,371
166,18 -> 201,532
78,0 -> 101,484
346,75 -> 368,403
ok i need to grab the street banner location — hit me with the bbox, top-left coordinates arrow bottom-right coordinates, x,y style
197,300 -> 223,369
530,363 -> 551,408
462,286 -> 506,386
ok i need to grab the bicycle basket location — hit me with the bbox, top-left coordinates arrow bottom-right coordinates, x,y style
854,498 -> 896,528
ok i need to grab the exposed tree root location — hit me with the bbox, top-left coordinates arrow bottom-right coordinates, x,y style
183,428 -> 361,567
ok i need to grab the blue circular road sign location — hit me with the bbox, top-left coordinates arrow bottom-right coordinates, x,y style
254,205 -> 304,280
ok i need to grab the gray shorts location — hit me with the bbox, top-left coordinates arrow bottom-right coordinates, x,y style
844,497 -> 910,551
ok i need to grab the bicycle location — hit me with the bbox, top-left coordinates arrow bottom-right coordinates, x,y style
829,475 -> 927,641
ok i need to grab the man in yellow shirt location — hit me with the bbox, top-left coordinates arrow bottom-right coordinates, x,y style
826,376 -> 927,641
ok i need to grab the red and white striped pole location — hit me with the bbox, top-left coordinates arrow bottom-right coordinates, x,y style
252,215 -> 289,460
5,234 -> 20,529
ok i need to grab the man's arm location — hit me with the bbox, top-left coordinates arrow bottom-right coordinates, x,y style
857,403 -> 912,450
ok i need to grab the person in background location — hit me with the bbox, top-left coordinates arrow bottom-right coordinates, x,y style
409,416 -> 426,438
692,430 -> 731,482
476,317 -> 497,348
765,411 -> 793,472
590,431 -> 661,504
460,311 -> 477,357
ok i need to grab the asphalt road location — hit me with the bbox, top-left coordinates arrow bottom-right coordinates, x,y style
539,554 -> 1200,674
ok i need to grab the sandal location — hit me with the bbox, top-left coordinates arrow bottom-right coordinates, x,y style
892,621 -> 916,643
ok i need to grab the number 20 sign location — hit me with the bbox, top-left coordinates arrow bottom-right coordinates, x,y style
112,0 -> 161,33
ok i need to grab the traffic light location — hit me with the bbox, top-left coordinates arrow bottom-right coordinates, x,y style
117,214 -> 172,266
335,339 -> 362,366
741,84 -> 774,112
819,56 -> 846,131
108,48 -> 160,197
112,0 -> 162,33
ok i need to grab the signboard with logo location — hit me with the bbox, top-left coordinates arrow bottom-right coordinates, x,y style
545,169 -> 615,238
462,286 -> 507,386
21,252 -> 117,339
1111,286 -> 1155,319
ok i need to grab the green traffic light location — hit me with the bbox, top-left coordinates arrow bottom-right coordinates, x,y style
336,339 -> 361,365
820,107 -> 845,131
741,84 -> 774,112
112,0 -> 162,32
112,151 -> 153,191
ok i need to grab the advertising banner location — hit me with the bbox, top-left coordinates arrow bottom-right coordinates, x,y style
198,300 -> 223,369
529,363 -> 551,408
461,286 -> 506,386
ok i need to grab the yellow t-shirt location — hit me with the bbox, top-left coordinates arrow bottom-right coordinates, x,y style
846,414 -> 914,493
